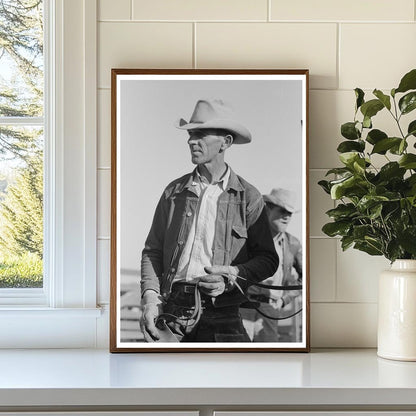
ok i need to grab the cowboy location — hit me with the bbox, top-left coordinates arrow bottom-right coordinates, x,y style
241,188 -> 302,342
140,99 -> 279,343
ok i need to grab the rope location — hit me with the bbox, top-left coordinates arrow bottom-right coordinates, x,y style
222,273 -> 303,321
156,273 -> 303,328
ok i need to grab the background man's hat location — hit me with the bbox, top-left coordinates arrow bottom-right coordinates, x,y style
176,99 -> 252,144
263,188 -> 298,213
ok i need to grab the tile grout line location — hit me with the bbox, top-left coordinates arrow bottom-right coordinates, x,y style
130,0 -> 133,20
336,22 -> 340,90
97,19 -> 415,24
333,229 -> 339,303
267,0 -> 271,22
193,22 -> 197,68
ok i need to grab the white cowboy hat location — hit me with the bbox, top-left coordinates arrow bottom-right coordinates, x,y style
263,188 -> 299,213
176,99 -> 252,144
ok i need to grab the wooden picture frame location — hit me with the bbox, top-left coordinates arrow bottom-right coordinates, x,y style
110,69 -> 310,352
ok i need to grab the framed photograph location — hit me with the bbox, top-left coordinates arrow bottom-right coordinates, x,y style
110,69 -> 309,352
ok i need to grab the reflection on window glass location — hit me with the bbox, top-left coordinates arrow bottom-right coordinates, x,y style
0,0 -> 44,289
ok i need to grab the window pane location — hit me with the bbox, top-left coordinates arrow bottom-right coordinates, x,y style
0,126 -> 43,288
0,0 -> 44,117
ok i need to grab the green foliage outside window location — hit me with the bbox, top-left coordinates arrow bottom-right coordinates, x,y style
0,0 -> 44,288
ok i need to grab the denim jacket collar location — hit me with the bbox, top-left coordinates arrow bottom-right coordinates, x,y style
173,166 -> 244,196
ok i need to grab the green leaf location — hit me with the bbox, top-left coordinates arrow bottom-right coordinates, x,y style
330,176 -> 355,199
357,195 -> 389,212
399,92 -> 416,115
339,152 -> 359,166
322,221 -> 351,237
341,235 -> 355,251
407,120 -> 416,137
386,240 -> 403,263
399,154 -> 416,169
325,167 -> 351,176
326,203 -> 357,220
377,162 -> 406,181
396,69 -> 416,94
398,227 -> 416,255
353,224 -> 374,240
354,241 -> 383,256
355,88 -> 365,110
330,175 -> 368,200
337,140 -> 365,153
341,122 -> 361,140
369,203 -> 383,220
366,129 -> 387,145
373,89 -> 391,110
391,88 -> 396,97
389,139 -> 408,155
363,116 -> 372,129
371,137 -> 402,154
353,158 -> 366,174
318,180 -> 331,195
360,99 -> 384,119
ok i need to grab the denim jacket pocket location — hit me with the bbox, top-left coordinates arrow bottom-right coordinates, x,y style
232,225 -> 248,239
230,225 -> 248,265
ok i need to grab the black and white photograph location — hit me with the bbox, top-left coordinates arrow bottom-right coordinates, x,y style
110,69 -> 309,352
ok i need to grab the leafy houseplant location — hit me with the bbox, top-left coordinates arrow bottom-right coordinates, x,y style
319,69 -> 416,263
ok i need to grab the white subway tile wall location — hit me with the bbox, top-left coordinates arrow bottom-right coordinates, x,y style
99,0 -> 131,21
98,169 -> 111,239
98,90 -> 111,168
310,239 -> 336,302
270,0 -> 414,22
311,303 -> 378,347
340,24 -> 416,90
132,0 -> 268,21
96,0 -> 416,347
97,239 -> 110,305
196,23 -> 338,89
98,22 -> 193,88
336,246 -> 390,303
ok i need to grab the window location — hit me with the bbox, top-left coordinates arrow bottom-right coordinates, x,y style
0,0 -> 101,348
0,0 -> 45,296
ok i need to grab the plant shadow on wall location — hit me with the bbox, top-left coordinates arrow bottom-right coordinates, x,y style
319,69 -> 416,263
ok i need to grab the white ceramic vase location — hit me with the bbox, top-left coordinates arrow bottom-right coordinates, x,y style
378,259 -> 416,361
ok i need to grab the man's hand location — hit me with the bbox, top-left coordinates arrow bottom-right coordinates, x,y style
198,265 -> 239,297
272,297 -> 284,311
141,290 -> 162,342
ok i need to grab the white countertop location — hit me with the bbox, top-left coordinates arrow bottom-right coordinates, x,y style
0,348 -> 416,407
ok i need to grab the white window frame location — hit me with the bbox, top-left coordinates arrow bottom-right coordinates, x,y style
0,0 -> 101,348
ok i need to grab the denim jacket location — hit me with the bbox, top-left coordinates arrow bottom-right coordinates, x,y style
141,168 -> 279,304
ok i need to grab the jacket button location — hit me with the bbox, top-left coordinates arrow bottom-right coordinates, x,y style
171,267 -> 176,273
186,211 -> 192,217
178,240 -> 184,245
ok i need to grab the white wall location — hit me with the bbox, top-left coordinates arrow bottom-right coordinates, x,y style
96,0 -> 416,348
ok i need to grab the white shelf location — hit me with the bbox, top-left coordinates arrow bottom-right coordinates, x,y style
0,348 -> 416,409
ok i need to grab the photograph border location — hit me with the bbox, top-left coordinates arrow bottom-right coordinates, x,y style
110,69 -> 310,353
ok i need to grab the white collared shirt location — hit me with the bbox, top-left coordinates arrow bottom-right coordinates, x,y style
175,166 -> 230,282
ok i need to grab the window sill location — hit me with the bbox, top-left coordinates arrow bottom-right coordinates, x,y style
0,307 -> 105,348
0,306 -> 102,316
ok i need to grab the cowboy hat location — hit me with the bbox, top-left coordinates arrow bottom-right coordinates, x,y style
263,188 -> 298,213
176,99 -> 252,144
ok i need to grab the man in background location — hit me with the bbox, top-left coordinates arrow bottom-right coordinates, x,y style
241,188 -> 302,342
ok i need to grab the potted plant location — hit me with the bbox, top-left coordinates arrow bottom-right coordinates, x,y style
319,68 -> 416,361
